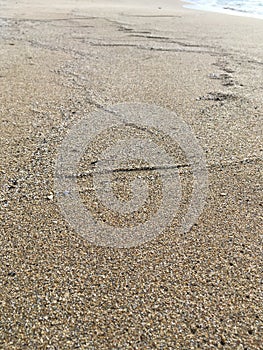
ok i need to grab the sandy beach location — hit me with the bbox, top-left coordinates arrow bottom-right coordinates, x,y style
0,0 -> 262,348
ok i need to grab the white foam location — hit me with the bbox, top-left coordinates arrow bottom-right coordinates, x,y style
183,0 -> 263,19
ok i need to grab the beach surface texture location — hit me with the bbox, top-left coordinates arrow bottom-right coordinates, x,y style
0,0 -> 262,349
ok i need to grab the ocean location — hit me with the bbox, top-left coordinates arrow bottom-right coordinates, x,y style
183,0 -> 263,19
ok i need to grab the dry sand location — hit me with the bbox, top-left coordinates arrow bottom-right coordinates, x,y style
0,0 -> 262,349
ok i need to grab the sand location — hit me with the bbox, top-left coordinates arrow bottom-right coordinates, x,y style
0,0 -> 262,349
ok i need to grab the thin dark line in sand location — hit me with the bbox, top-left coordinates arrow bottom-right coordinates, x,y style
120,14 -> 182,18
58,157 -> 262,179
129,34 -> 215,49
0,16 -> 96,23
59,164 -> 192,180
90,42 -> 216,54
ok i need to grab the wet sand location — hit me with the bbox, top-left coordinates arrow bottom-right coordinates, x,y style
0,0 -> 262,348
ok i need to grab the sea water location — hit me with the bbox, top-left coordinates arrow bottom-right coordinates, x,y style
183,0 -> 263,19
